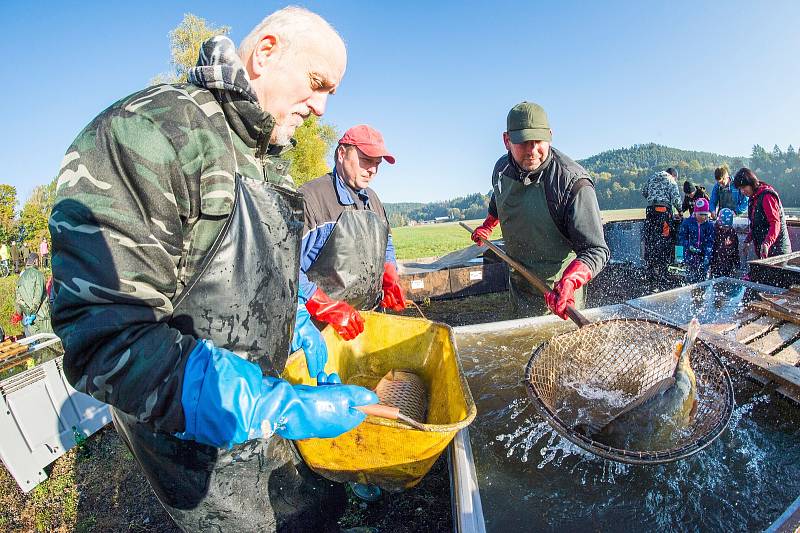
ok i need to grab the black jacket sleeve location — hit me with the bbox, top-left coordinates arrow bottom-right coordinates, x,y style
488,193 -> 498,218
564,181 -> 610,276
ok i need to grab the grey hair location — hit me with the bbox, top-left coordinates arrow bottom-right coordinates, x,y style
238,6 -> 343,61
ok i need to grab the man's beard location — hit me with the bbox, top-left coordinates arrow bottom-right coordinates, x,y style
270,123 -> 296,146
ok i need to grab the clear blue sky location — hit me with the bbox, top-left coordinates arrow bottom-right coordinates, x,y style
2,1 -> 799,204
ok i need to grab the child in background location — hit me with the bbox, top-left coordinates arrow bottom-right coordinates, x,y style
679,198 -> 715,283
710,208 -> 740,278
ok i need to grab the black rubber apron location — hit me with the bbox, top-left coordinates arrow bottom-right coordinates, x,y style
112,175 -> 343,532
305,207 -> 388,310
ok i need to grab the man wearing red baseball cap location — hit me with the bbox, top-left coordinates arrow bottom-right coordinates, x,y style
298,124 -> 405,341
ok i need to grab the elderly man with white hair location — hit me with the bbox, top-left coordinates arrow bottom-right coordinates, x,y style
50,6 -> 377,531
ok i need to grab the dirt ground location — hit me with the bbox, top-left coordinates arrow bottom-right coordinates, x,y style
0,263 -> 665,532
0,424 -> 451,533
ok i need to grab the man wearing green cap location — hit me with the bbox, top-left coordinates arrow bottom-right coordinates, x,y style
471,102 -> 609,318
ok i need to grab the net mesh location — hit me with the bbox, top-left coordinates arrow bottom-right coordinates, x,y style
375,369 -> 428,423
524,318 -> 734,464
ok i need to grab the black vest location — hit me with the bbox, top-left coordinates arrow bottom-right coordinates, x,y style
750,186 -> 790,257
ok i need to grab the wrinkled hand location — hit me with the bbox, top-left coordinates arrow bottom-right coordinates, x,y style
545,260 -> 592,320
306,289 -> 364,341
470,214 -> 499,245
759,243 -> 770,259
380,262 -> 406,312
291,304 -> 328,378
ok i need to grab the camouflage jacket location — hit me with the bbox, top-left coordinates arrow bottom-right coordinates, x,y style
50,36 -> 293,433
641,171 -> 682,212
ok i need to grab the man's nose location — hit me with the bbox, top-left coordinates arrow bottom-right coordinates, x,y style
308,92 -> 328,117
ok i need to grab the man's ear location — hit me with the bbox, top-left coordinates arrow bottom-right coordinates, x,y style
502,132 -> 512,151
251,34 -> 279,75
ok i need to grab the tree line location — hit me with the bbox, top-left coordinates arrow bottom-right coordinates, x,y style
384,143 -> 799,226
0,180 -> 56,249
385,193 -> 491,227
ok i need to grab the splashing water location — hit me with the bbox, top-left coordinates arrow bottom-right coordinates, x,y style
458,325 -> 800,533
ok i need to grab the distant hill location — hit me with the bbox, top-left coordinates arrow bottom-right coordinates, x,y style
386,142 -> 799,226
578,143 -> 747,174
578,143 -> 749,210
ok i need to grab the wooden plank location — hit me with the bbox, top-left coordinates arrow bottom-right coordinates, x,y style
735,315 -> 781,344
749,322 -> 800,355
747,301 -> 800,327
398,270 -> 452,301
773,338 -> 800,366
0,344 -> 28,361
0,354 -> 33,373
757,292 -> 800,315
699,329 -> 800,403
703,310 -> 760,335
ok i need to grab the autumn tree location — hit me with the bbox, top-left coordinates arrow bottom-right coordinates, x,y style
152,14 -> 230,84
18,178 -> 57,247
287,115 -> 338,186
0,184 -> 17,243
155,13 -> 338,184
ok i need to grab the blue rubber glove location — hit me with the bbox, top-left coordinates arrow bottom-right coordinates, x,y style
22,314 -> 36,326
291,304 -> 328,378
316,371 -> 342,385
177,340 -> 378,448
688,245 -> 701,255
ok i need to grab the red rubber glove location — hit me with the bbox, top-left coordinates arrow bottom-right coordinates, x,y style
545,260 -> 593,320
305,288 -> 364,340
380,262 -> 406,311
471,214 -> 499,244
10,312 -> 22,325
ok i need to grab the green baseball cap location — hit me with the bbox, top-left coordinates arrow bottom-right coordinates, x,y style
506,101 -> 551,144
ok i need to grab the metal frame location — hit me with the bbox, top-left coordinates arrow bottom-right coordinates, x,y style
766,494 -> 800,533
448,428 -> 486,533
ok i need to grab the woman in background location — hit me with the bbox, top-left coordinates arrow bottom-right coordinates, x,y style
733,168 -> 791,259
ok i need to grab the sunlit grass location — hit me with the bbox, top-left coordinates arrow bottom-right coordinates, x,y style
392,210 -> 644,260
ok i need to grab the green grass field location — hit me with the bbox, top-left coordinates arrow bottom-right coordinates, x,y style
391,219 -> 503,260
392,209 -> 645,260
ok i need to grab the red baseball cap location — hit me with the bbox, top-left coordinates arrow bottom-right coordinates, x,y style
338,124 -> 396,164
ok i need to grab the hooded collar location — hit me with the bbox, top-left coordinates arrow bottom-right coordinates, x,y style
188,36 -> 281,158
